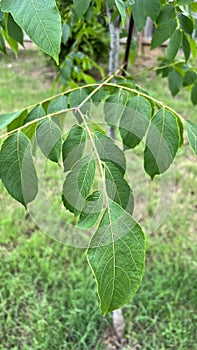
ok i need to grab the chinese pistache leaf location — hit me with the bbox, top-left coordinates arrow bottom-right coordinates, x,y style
0,110 -> 26,130
185,120 -> 197,155
104,161 -> 134,214
182,33 -> 191,61
94,132 -> 126,174
0,33 -> 6,54
62,125 -> 87,172
25,105 -> 46,124
132,0 -> 147,31
47,95 -> 67,114
115,0 -> 126,24
68,88 -> 89,123
87,200 -> 145,315
166,29 -> 182,61
77,190 -> 104,229
144,109 -> 180,178
1,0 -> 61,63
168,70 -> 183,97
7,13 -> 23,45
36,117 -> 62,163
62,155 -> 95,216
178,13 -> 194,35
61,23 -> 70,45
119,96 -> 151,150
182,71 -> 197,87
0,131 -> 38,206
191,82 -> 197,105
73,0 -> 92,18
104,90 -> 129,126
151,19 -> 177,49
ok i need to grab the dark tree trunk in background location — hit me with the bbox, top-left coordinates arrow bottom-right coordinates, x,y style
123,13 -> 134,75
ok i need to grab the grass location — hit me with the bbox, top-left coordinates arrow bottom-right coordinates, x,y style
0,50 -> 197,349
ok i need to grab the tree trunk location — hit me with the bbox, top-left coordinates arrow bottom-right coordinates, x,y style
106,5 -> 121,140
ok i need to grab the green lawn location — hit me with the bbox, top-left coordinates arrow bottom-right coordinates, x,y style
0,50 -> 197,349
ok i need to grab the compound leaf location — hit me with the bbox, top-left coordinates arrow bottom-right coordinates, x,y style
0,131 -> 38,206
87,200 -> 145,315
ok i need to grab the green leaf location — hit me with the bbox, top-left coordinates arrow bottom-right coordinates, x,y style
0,32 -> 7,53
185,120 -> 197,155
68,88 -> 89,123
0,131 -> 38,206
132,0 -> 147,31
166,29 -> 182,61
115,0 -> 126,24
77,191 -> 103,229
62,125 -> 87,172
168,70 -> 183,97
144,109 -> 180,178
1,0 -> 61,63
146,0 -> 161,22
151,19 -> 177,49
36,117 -> 62,163
104,162 -> 134,214
190,3 -> 197,12
177,0 -> 194,4
73,0 -> 92,18
189,37 -> 197,62
62,155 -> 95,216
87,200 -> 145,315
7,110 -> 28,132
178,13 -> 194,35
3,29 -> 18,54
94,132 -> 126,174
7,13 -> 23,45
191,82 -> 197,105
182,71 -> 197,87
47,95 -> 67,114
156,5 -> 175,24
61,23 -> 70,45
0,110 -> 25,130
119,96 -> 151,149
182,33 -> 191,61
104,90 -> 129,126
25,105 -> 46,124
